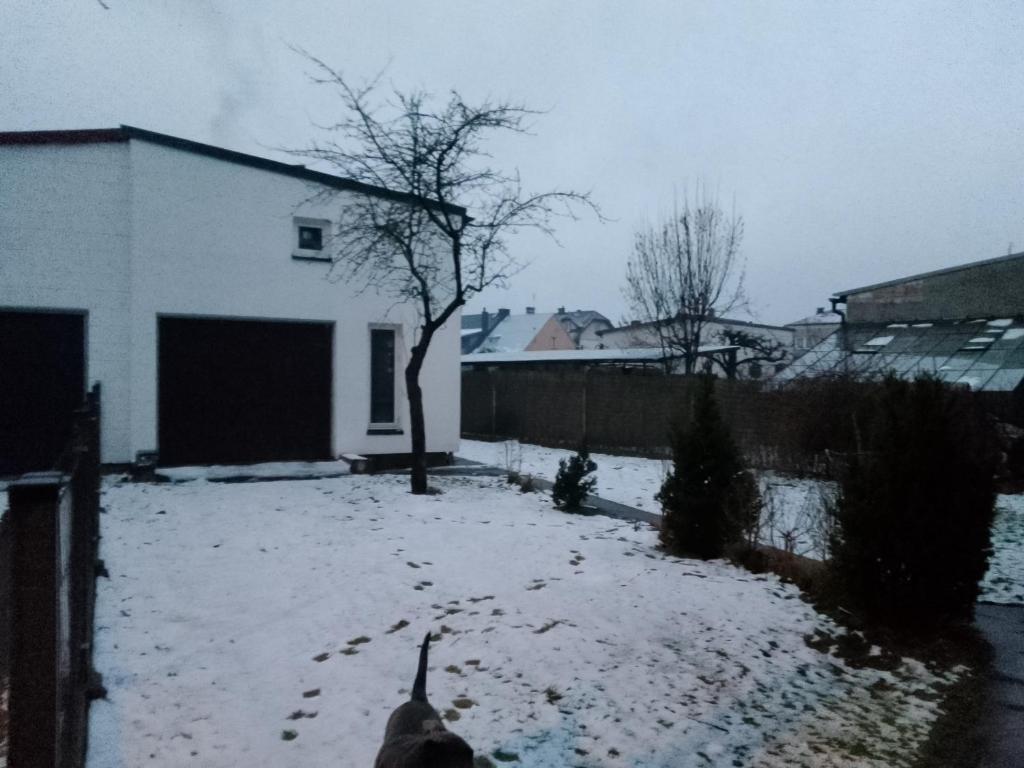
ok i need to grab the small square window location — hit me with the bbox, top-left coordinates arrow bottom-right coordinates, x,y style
298,225 -> 323,251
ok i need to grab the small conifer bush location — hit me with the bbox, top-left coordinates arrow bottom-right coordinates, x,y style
658,375 -> 759,559
829,375 -> 997,631
552,446 -> 597,511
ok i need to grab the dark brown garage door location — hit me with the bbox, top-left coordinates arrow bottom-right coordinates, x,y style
158,317 -> 332,466
0,311 -> 86,475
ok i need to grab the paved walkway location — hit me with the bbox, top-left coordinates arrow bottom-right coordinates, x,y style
525,475 -> 661,526
975,603 -> 1024,768
394,458 -> 663,526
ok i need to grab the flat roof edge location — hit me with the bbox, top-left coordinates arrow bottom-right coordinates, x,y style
0,128 -> 127,145
835,251 -> 1024,299
0,125 -> 466,216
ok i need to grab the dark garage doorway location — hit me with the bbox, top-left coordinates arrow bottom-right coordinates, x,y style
158,316 -> 333,466
0,310 -> 86,475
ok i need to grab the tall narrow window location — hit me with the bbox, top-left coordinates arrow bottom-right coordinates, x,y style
370,328 -> 396,425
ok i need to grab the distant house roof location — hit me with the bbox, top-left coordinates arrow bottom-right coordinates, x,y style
0,126 -> 466,216
598,314 -> 791,337
834,251 -> 1024,299
774,317 -> 1024,392
462,345 -> 736,366
557,310 -> 611,329
786,310 -> 844,327
474,313 -> 558,353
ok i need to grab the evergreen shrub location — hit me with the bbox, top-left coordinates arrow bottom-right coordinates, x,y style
658,375 -> 760,558
829,375 -> 998,630
552,446 -> 597,511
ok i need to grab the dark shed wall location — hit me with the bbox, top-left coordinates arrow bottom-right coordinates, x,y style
846,257 -> 1024,323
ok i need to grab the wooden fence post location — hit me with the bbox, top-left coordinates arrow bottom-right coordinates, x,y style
490,369 -> 497,439
581,366 -> 589,444
8,472 -> 70,768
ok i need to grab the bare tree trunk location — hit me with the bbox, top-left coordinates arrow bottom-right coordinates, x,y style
405,335 -> 431,494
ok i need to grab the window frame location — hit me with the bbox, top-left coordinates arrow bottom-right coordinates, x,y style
292,217 -> 332,262
368,324 -> 402,434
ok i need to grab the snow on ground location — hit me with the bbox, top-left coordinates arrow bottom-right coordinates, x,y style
90,474 -> 955,768
458,439 -> 671,512
982,494 -> 1024,604
458,440 -> 832,558
458,440 -> 1024,603
157,460 -> 350,482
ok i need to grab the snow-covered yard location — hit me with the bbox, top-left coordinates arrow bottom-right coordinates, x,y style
89,473 -> 958,768
459,439 -> 1024,603
983,493 -> 1024,604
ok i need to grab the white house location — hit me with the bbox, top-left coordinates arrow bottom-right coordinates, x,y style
0,126 -> 462,473
596,315 -> 794,378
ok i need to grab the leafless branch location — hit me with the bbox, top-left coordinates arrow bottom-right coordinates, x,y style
623,186 -> 746,374
284,50 -> 602,492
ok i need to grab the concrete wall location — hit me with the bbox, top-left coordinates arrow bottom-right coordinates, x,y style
0,137 -> 461,464
845,257 -> 1024,323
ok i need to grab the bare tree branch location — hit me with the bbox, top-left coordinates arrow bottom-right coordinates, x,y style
623,187 -> 746,374
286,52 -> 602,493
708,328 -> 788,379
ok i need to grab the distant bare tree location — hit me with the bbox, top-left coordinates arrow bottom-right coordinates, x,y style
708,328 -> 788,379
623,190 -> 745,374
289,54 -> 599,494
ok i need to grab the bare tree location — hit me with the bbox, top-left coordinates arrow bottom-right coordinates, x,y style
622,190 -> 745,374
708,328 -> 788,379
290,55 -> 598,494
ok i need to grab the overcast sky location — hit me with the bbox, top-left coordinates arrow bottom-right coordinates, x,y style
4,0 -> 1023,325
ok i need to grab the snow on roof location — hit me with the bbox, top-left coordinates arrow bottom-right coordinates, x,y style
556,310 -> 611,329
786,310 -> 844,326
462,345 -> 736,365
775,318 -> 1024,392
600,314 -> 792,336
474,313 -> 555,353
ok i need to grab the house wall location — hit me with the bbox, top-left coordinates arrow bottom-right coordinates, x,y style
0,138 -> 460,464
599,319 -> 794,372
790,323 -> 840,356
845,257 -> 1024,323
524,315 -> 576,352
576,320 -> 613,349
0,141 -> 134,464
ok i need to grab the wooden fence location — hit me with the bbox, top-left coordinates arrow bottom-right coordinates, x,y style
462,367 -> 1024,474
463,368 -> 889,473
4,384 -> 102,768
